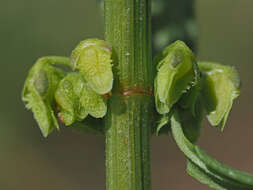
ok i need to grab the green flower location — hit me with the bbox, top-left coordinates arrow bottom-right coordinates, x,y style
71,38 -> 113,95
154,40 -> 198,114
22,56 -> 70,137
55,73 -> 88,126
198,62 -> 240,130
55,72 -> 108,126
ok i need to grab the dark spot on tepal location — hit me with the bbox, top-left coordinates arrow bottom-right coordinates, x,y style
171,49 -> 184,68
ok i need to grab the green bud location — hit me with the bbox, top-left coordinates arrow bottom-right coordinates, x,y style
22,56 -> 69,137
198,62 -> 240,130
154,40 -> 197,114
71,38 -> 113,95
54,73 -> 88,126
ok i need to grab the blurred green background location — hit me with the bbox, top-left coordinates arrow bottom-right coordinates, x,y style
0,0 -> 253,189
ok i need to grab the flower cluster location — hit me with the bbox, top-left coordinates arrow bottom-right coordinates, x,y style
22,39 -> 113,137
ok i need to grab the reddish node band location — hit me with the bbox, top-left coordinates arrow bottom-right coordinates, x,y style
102,93 -> 111,98
120,88 -> 153,97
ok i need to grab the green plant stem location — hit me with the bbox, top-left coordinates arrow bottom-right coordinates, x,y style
104,0 -> 153,189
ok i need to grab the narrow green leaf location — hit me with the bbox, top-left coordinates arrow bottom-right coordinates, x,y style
70,38 -> 113,95
187,160 -> 226,190
195,147 -> 253,187
187,160 -> 253,190
171,111 -> 253,190
198,62 -> 240,130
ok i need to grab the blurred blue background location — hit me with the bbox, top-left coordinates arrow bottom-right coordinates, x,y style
0,0 -> 252,189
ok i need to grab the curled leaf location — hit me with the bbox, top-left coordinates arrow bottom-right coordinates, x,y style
195,147 -> 253,188
171,111 -> 253,190
198,62 -> 240,130
71,38 -> 113,95
154,40 -> 198,114
22,56 -> 70,137
55,73 -> 88,126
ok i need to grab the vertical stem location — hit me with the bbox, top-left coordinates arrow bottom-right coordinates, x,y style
104,0 -> 153,190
